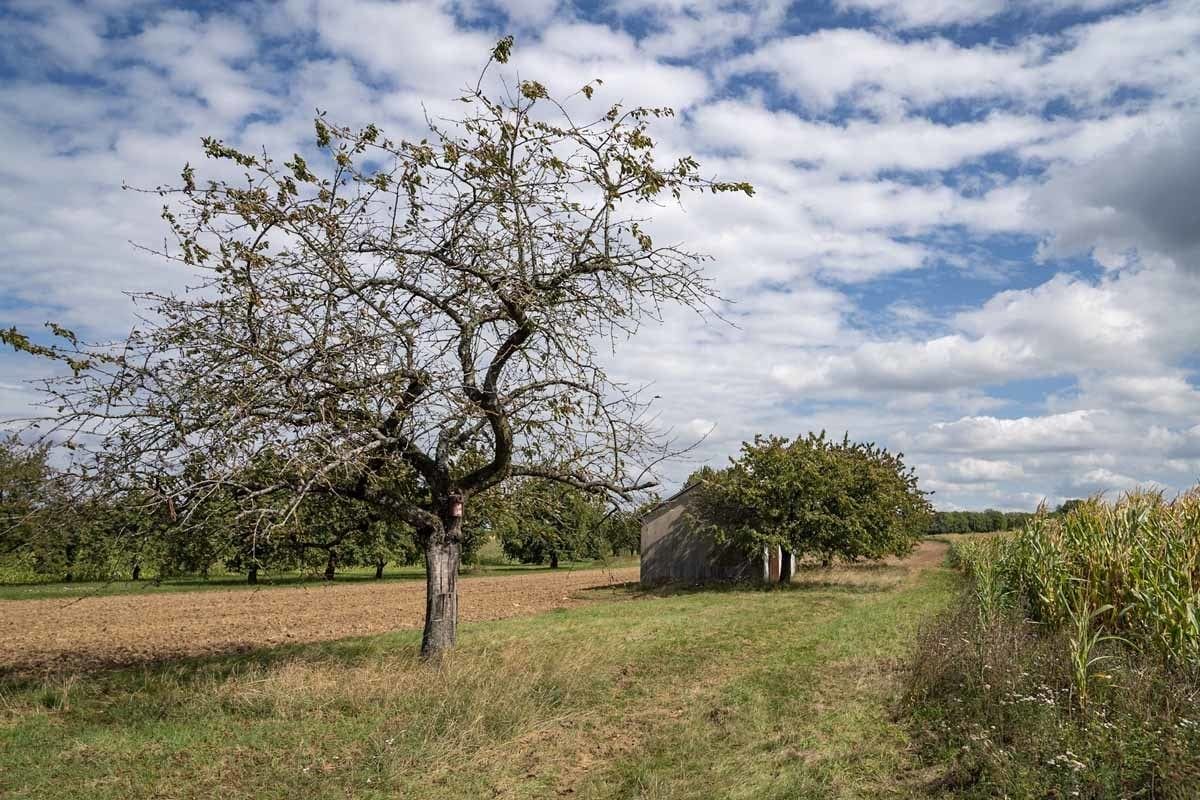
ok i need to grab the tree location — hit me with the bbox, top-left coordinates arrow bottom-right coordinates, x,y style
0,436 -> 56,559
688,432 -> 930,567
601,500 -> 648,557
1055,499 -> 1086,516
0,435 -> 80,578
342,516 -> 421,579
495,479 -> 608,568
3,37 -> 750,658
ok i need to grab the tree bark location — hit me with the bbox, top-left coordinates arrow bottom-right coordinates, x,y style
374,557 -> 385,580
324,549 -> 337,581
132,563 -> 142,581
549,550 -> 559,569
248,565 -> 258,584
420,516 -> 461,660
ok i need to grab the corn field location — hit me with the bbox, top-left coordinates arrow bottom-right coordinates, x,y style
950,489 -> 1200,671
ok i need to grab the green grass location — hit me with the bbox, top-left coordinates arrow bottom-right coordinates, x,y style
0,553 -> 639,602
0,552 -> 957,799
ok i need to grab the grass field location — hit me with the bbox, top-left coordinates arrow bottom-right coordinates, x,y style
0,551 -> 639,602
0,543 -> 957,799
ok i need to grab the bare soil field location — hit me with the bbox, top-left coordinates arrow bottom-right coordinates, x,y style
0,565 -> 639,675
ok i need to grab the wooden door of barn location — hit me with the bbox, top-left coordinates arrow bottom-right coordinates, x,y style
768,545 -> 781,582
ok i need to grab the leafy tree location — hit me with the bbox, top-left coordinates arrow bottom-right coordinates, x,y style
3,38 -> 750,657
0,438 -> 130,581
495,480 -> 608,568
1055,499 -> 1086,516
600,500 -> 648,557
86,489 -> 176,581
0,436 -> 59,561
352,517 -> 423,579
689,432 -> 930,567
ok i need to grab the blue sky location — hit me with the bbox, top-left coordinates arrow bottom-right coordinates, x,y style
1,0 -> 1199,509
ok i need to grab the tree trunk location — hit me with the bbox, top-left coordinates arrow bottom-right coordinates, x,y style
132,563 -> 142,581
549,550 -> 559,569
421,516 -> 461,660
374,557 -> 385,580
248,565 -> 258,584
324,550 -> 337,581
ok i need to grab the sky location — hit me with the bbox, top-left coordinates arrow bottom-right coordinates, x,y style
1,0 -> 1199,510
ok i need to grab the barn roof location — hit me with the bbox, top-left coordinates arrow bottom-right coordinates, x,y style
640,481 -> 700,523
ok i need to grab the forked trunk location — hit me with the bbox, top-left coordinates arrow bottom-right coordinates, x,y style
421,515 -> 461,660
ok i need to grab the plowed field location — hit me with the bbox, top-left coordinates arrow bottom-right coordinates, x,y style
0,565 -> 639,675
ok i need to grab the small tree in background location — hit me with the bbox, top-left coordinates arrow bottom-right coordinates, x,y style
601,500 -> 647,557
1055,499 -> 1086,516
494,479 -> 607,568
689,432 -> 931,567
0,437 -> 56,559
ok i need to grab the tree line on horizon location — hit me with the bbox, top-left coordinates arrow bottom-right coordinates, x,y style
926,508 -> 1036,534
926,499 -> 1088,534
0,435 -> 641,585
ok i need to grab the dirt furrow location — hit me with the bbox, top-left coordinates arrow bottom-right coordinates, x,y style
0,566 -> 639,675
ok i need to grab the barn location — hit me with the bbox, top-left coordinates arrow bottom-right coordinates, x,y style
639,484 -> 795,585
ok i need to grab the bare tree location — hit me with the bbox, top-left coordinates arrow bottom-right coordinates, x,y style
2,37 -> 751,658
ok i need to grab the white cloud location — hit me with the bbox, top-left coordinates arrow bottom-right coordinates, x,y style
609,0 -> 790,57
310,0 -> 493,89
1032,117 -> 1200,270
1,0 -> 1199,514
767,266 -> 1200,408
940,456 -> 1026,482
727,3 -> 1200,113
913,410 -> 1113,454
725,28 -> 1035,111
835,0 -> 1133,30
692,101 -> 1063,176
1056,467 -> 1164,497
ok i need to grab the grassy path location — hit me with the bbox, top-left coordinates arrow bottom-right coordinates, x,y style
0,542 -> 957,799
